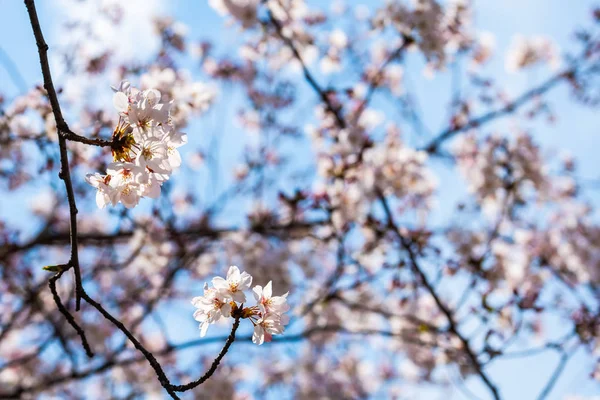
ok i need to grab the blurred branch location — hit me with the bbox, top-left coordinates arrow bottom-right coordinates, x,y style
377,190 -> 502,400
535,346 -> 577,400
0,47 -> 28,93
0,323 -> 430,397
1,220 -> 326,257
355,36 -> 415,119
264,5 -> 347,129
422,69 -> 574,154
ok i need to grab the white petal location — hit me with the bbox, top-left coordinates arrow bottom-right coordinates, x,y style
85,173 -> 101,187
227,265 -> 241,282
212,276 -> 228,290
263,281 -> 273,299
200,321 -> 210,337
96,190 -> 109,209
113,92 -> 129,113
221,303 -> 232,317
252,285 -> 263,302
231,291 -> 246,303
168,149 -> 182,168
142,180 -> 161,198
252,325 -> 265,345
240,271 -> 253,289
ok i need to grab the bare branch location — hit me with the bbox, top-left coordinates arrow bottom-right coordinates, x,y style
536,348 -> 577,400
48,272 -> 94,358
422,69 -> 574,154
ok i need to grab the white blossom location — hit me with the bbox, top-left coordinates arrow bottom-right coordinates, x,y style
252,313 -> 289,345
192,283 -> 233,337
212,265 -> 253,303
252,281 -> 290,315
86,82 -> 195,208
191,266 -> 289,344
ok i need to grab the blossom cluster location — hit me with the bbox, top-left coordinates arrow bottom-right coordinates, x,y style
192,266 -> 290,345
372,0 -> 473,69
505,34 -> 560,72
85,81 -> 187,208
453,132 -> 550,216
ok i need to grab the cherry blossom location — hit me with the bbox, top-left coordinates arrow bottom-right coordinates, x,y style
192,283 -> 233,337
212,265 -> 253,303
252,312 -> 289,345
85,81 -> 193,208
252,281 -> 290,315
192,266 -> 289,344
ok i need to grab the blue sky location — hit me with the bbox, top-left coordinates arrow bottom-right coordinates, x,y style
1,1 -> 599,399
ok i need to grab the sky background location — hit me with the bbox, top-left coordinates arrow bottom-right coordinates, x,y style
1,0 -> 599,399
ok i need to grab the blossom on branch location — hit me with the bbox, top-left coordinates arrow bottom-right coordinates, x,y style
192,266 -> 290,344
85,81 -> 192,208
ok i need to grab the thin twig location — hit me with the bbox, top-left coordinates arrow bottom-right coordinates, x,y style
79,290 -> 180,399
535,348 -> 576,400
354,36 -> 414,119
422,69 -> 574,154
48,272 -> 94,358
170,315 -> 242,392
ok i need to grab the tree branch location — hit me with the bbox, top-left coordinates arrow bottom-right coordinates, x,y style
79,290 -> 180,399
422,69 -> 574,154
535,348 -> 576,400
48,272 -> 94,358
355,36 -> 414,119
170,315 -> 242,392
377,191 -> 501,400
80,288 -> 243,398
265,6 -> 346,129
24,0 -> 85,310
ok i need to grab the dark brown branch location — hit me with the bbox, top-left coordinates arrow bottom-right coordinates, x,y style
377,191 -> 501,400
48,272 -> 94,358
24,0 -> 84,310
422,69 -> 574,154
79,290 -> 180,399
170,315 -> 241,392
2,220 -> 326,257
80,288 -> 244,398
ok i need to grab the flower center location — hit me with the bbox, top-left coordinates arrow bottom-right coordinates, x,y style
142,147 -> 153,160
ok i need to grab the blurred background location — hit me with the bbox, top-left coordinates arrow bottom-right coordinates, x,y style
1,0 -> 599,399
